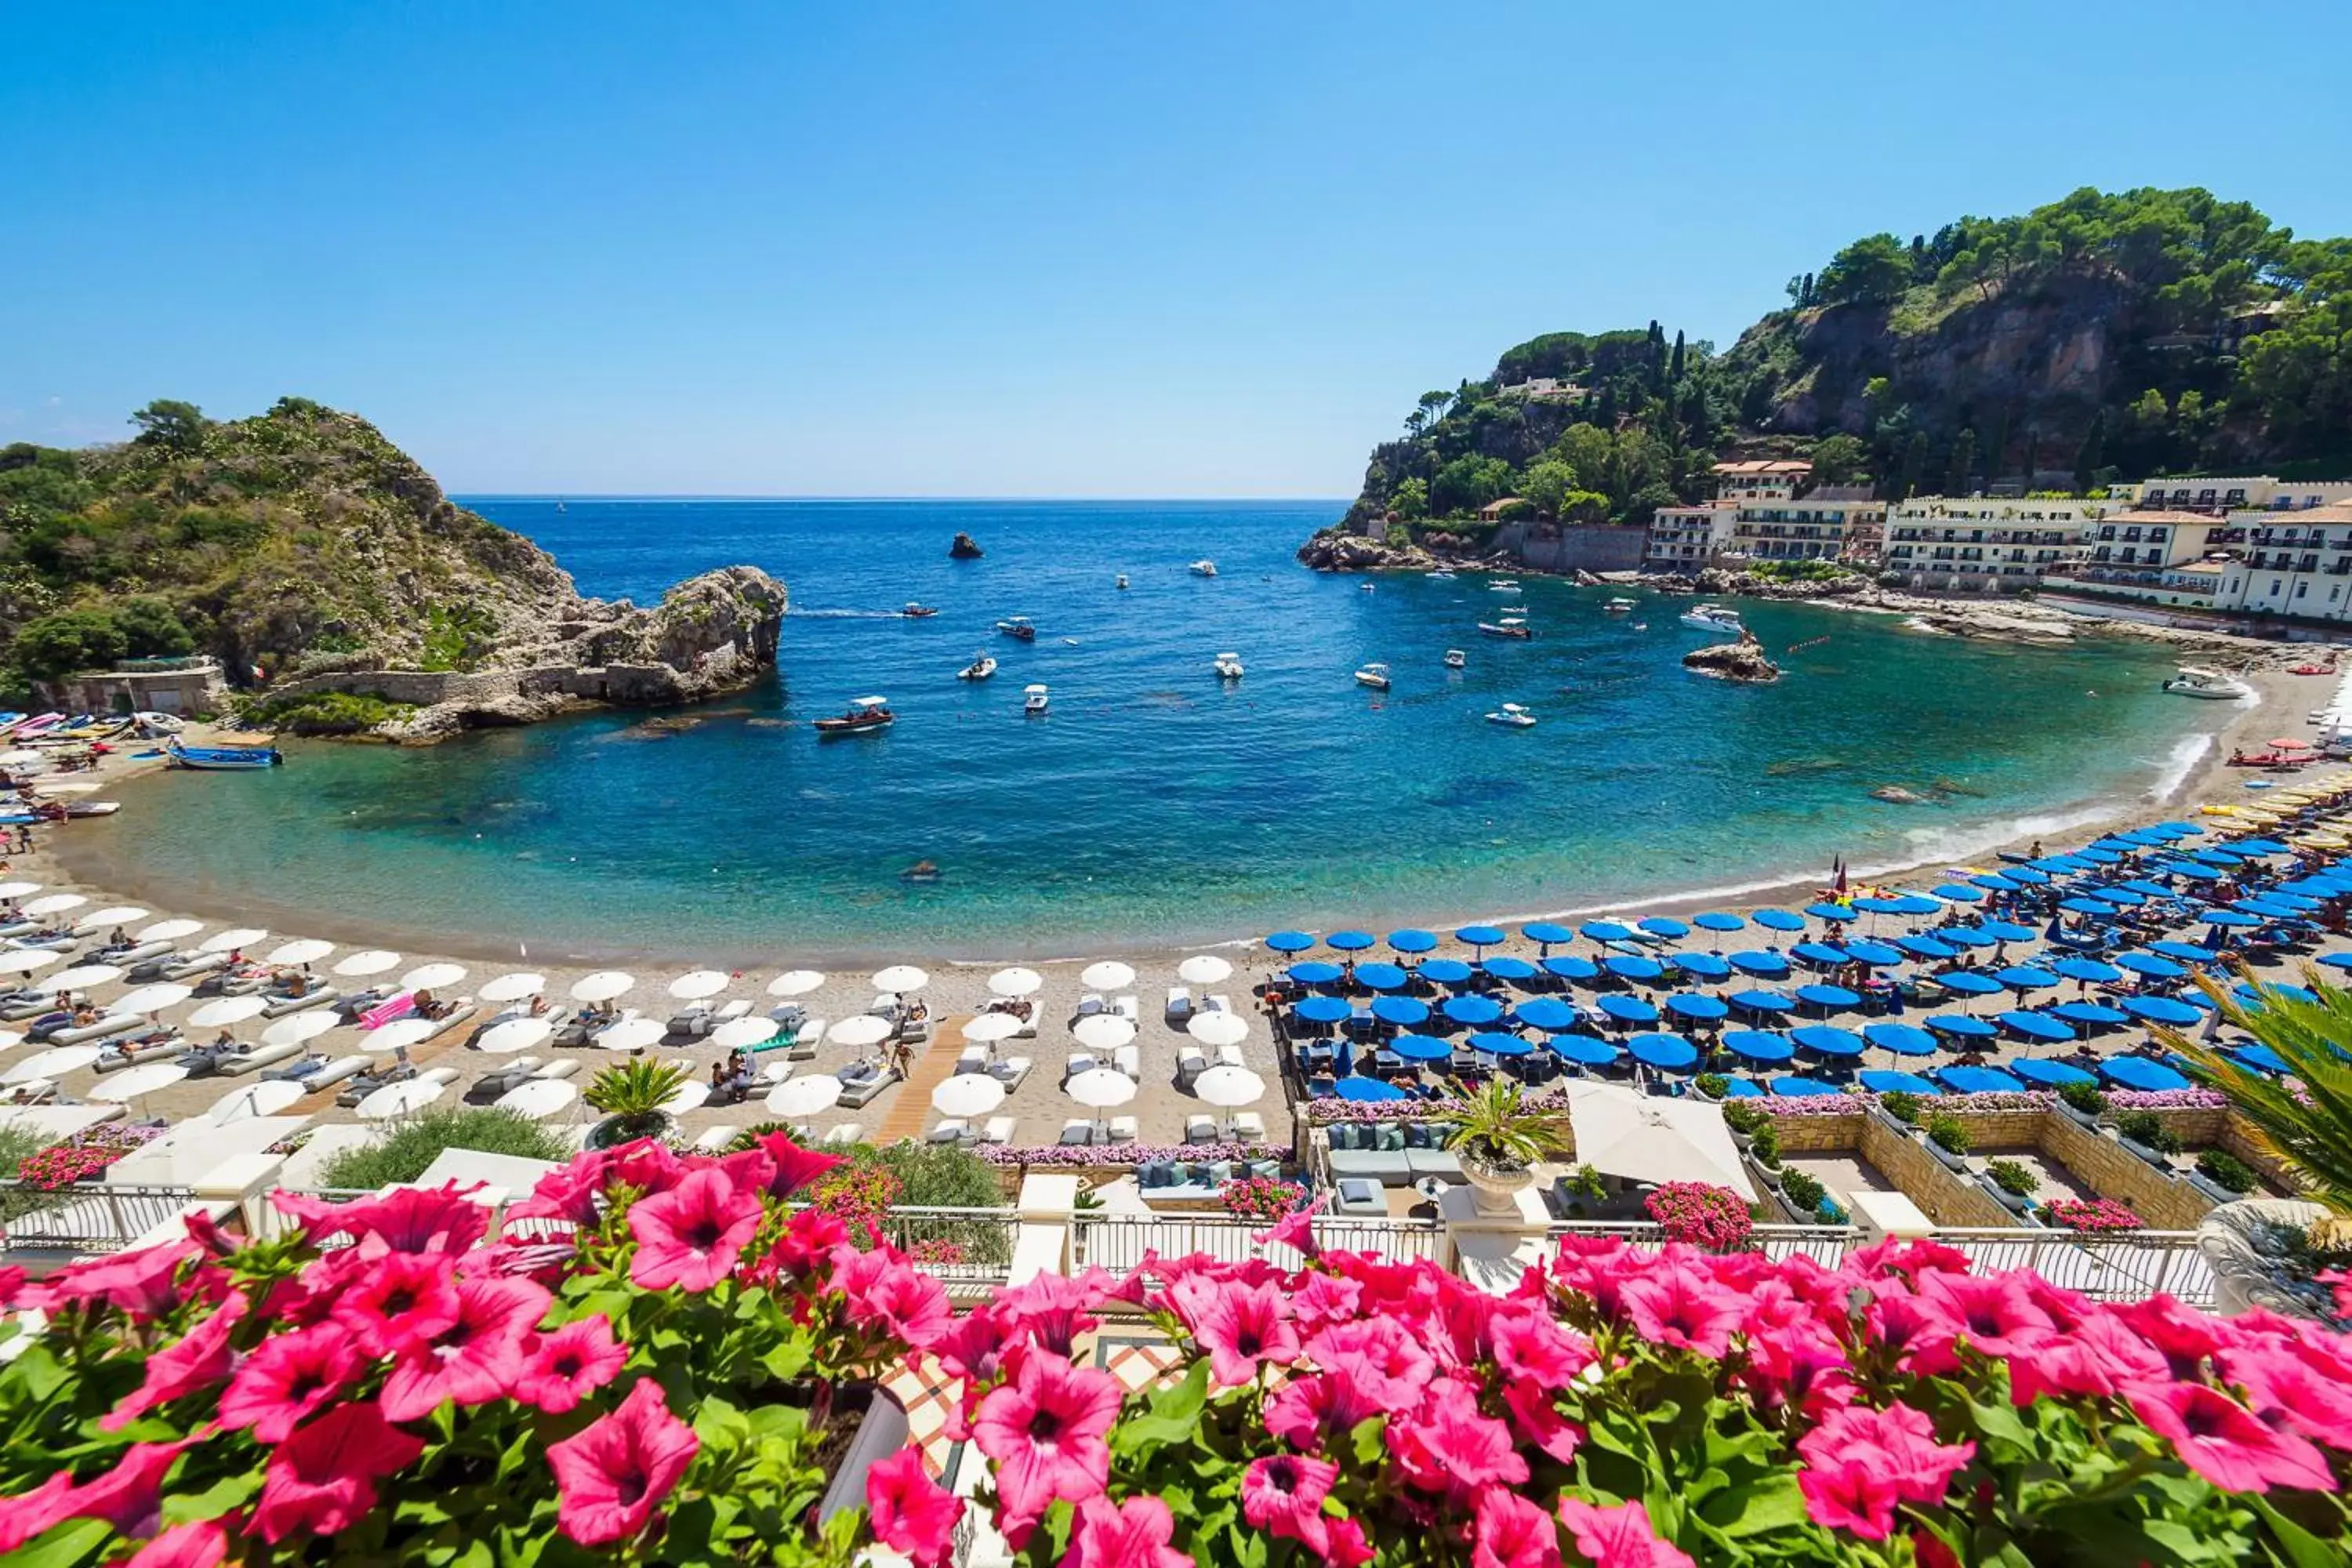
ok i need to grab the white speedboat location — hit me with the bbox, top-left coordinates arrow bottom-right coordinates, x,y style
958,653 -> 996,681
1189,560 -> 1218,577
1427,570 -> 1456,581
1023,684 -> 1051,715
1213,652 -> 1245,680
1354,662 -> 1392,691
815,695 -> 894,737
1477,617 -> 1532,639
1489,580 -> 1521,592
1679,604 -> 1744,634
2162,666 -> 2255,701
1602,597 -> 1636,614
1116,574 -> 1130,590
1443,648 -> 1467,670
1359,581 -> 1375,593
1485,703 -> 1537,728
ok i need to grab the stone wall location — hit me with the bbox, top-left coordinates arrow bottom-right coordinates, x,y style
1504,523 -> 1651,575
1857,1118 -> 2013,1227
2039,1112 -> 2214,1230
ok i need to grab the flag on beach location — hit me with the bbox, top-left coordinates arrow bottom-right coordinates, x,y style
1831,856 -> 1848,895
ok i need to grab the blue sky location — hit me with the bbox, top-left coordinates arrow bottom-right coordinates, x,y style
6,2 -> 2347,497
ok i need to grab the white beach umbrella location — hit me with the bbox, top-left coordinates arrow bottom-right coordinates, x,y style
1564,1081 -> 1747,1192
138,918 -> 204,943
932,1073 -> 1006,1119
76,906 -> 148,930
401,963 -> 468,992
572,971 -> 636,1003
1194,1065 -> 1266,1109
365,1017 -> 441,1053
0,882 -> 40,900
93,1062 -> 187,1102
358,1080 -> 446,1120
114,982 -> 193,1014
871,964 -> 928,994
263,1011 -> 339,1047
1065,1067 -> 1137,1111
1073,1013 -> 1136,1051
0,949 -> 64,975
1080,960 -> 1136,991
711,1016 -> 779,1051
1177,954 -> 1232,986
22,894 -> 87,917
765,1075 -> 842,1117
477,1017 -> 554,1054
188,996 -> 269,1029
989,967 -> 1044,997
768,970 -> 826,997
332,949 -> 401,977
497,1079 -> 579,1120
0,1029 -> 23,1052
668,970 -> 731,1000
266,938 -> 335,967
827,1014 -> 892,1050
207,1079 -> 305,1123
43,964 -> 123,992
478,971 -> 546,1004
593,1017 -> 665,1052
660,1079 -> 711,1114
1186,1010 -> 1249,1048
963,1012 -> 1023,1044
5,1045 -> 100,1083
200,927 -> 268,954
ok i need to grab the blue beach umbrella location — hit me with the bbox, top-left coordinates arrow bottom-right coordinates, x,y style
1894,935 -> 1958,960
1604,954 -> 1666,983
1751,909 -> 1806,932
1670,952 -> 1733,980
1969,874 -> 2019,892
1933,927 -> 1997,949
1888,895 -> 1946,916
1386,928 -> 1438,955
2009,1058 -> 2097,1088
2147,942 -> 2220,964
1978,921 -> 2036,943
1418,958 -> 1476,985
2049,1000 -> 2129,1027
1994,965 -> 2060,991
1333,1076 -> 1406,1102
1998,1010 -> 2075,1043
2200,909 -> 2262,930
1538,955 -> 1598,983
2074,848 -> 2124,866
2051,957 -> 2123,984
1442,995 -> 1504,1026
1265,931 -> 1316,953
1370,996 -> 1430,1026
1627,1033 -> 1699,1070
1521,921 -> 1575,948
1860,1069 -> 1938,1094
1723,1030 -> 1795,1064
1546,1033 -> 1621,1066
1390,1033 -> 1452,1062
1354,962 -> 1410,992
1791,942 -> 1851,967
1513,997 -> 1577,1031
2122,880 -> 2177,898
1792,1025 -> 1865,1058
1844,941 -> 1906,967
1640,916 -> 1691,939
1292,996 -> 1352,1025
1729,950 -> 1791,977
1806,903 -> 1859,923
2234,837 -> 2289,854
1852,896 -> 1909,915
2112,953 -> 2185,978
1933,884 -> 1987,904
1579,921 -> 1634,943
1483,956 -> 1539,982
2227,1044 -> 2291,1076
2157,860 -> 2222,881
1769,1076 -> 1844,1098
1287,961 -> 1345,986
2086,887 -> 2147,906
1864,1022 -> 1940,1057
2321,953 -> 2352,973
1595,994 -> 1659,1025
1666,993 -> 1730,1022
1326,930 -> 1375,952
1469,1030 -> 1534,1058
1454,925 -> 1507,949
1795,984 -> 1860,1010
1937,1065 -> 2025,1094
1935,971 -> 2003,996
2003,866 -> 2052,884
1730,989 -> 1797,1015
2100,1056 -> 2191,1092
2060,898 -> 2121,917
2120,995 -> 2201,1025
1926,1014 -> 1995,1040
1693,912 -> 1746,932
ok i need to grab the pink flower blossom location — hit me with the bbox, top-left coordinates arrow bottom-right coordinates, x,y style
1503,1378 -> 1585,1465
994,1269 -> 1111,1358
379,1274 -> 548,1422
0,1440 -> 186,1552
1555,1499 -> 1694,1568
1291,1271 -> 1363,1333
629,1167 -> 762,1291
252,1403 -> 424,1543
833,1246 -> 954,1346
1253,1192 -> 1325,1254
2128,1383 -> 2336,1494
1061,1494 -> 1191,1568
101,1294 -> 247,1432
514,1315 -> 628,1414
546,1377 -> 700,1545
330,1250 -> 462,1356
1620,1263 -> 1744,1359
1915,1272 -> 2057,1360
1173,1277 -> 1299,1388
1796,1403 -> 1974,1539
1472,1489 -> 1562,1568
273,1183 -> 488,1257
1301,1316 -> 1435,1411
506,1156 -> 608,1228
752,1130 -> 844,1196
25,1242 -> 196,1321
1490,1303 -> 1594,1388
217,1322 -> 358,1443
1240,1454 -> 1337,1556
122,1517 -> 227,1568
866,1445 -> 963,1568
971,1352 -> 1122,1545
1393,1378 -> 1526,1509
2113,1294 -> 2228,1381
2008,1309 -> 2167,1403
1265,1372 -> 1377,1454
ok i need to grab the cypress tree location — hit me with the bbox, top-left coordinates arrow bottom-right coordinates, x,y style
1897,431 -> 1929,499
1668,329 -> 1686,381
2073,412 -> 2107,495
1944,428 -> 1977,496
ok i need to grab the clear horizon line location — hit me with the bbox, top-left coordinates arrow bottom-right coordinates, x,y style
451,492 -> 1354,504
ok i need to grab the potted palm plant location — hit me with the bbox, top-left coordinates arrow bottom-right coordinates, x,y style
583,1058 -> 692,1149
1428,1079 -> 1573,1218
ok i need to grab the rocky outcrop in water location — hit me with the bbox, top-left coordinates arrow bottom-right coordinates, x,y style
1295,528 -> 1510,574
1682,631 -> 1781,684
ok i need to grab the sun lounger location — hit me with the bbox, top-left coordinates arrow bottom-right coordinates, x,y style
757,1060 -> 791,1086
1231,1111 -> 1266,1142
1174,1047 -> 1204,1085
867,994 -> 898,1018
1185,1114 -> 1218,1145
837,1067 -> 902,1110
716,999 -> 750,1021
992,1056 -> 1033,1093
1115,995 -> 1139,1025
929,1120 -> 971,1145
1113,1044 -> 1141,1078
1063,1052 -> 1097,1083
53,1013 -> 143,1046
1216,1042 -> 1245,1069
155,953 -> 229,983
1058,1120 -> 1095,1145
981,1116 -> 1015,1145
955,1046 -> 988,1075
218,1039 -> 302,1076
98,941 -> 175,970
1207,993 -> 1232,1016
1076,993 -> 1104,1018
691,1125 -> 738,1152
419,1067 -> 460,1087
1165,987 -> 1192,1023
532,1059 -> 580,1081
666,1006 -> 713,1039
263,986 -> 340,1018
94,1035 -> 181,1071
788,1018 -> 826,1061
821,1123 -> 861,1147
1107,1116 -> 1138,1144
300,1055 -> 372,1091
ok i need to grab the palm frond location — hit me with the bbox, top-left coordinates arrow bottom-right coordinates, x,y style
2161,964 -> 2352,1213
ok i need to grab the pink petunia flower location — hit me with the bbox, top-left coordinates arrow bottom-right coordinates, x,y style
1290,1271 -> 1364,1334
1323,1516 -> 1374,1568
1302,1316 -> 1435,1411
2222,1342 -> 2352,1452
1254,1193 -> 1326,1256
1503,1378 -> 1585,1465
2111,1294 -> 2227,1381
379,1274 -> 550,1422
217,1322 -> 359,1443
1555,1498 -> 1695,1568
2009,1310 -> 2166,1403
1176,1278 -> 1299,1388
753,1130 -> 845,1196
866,1444 -> 963,1568
1393,1379 -> 1527,1509
546,1377 -> 701,1545
1265,1372 -> 1374,1454
330,1250 -> 462,1357
993,1269 -> 1112,1358
252,1403 -> 424,1543
971,1351 -> 1122,1546
122,1517 -> 227,1568
514,1315 -> 629,1414
1796,1403 -> 1974,1539
0,1440 -> 187,1552
273,1183 -> 488,1257
1472,1490 -> 1562,1568
1914,1272 -> 2056,1360
833,1246 -> 955,1346
2128,1383 -> 2336,1494
506,1156 -> 609,1228
1240,1454 -> 1337,1556
1619,1263 -> 1744,1359
1492,1303 -> 1595,1388
24,1242 -> 196,1321
1061,1493 -> 1192,1568
102,1293 -> 248,1433
629,1167 -> 762,1291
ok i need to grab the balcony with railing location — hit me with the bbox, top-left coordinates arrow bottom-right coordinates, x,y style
1072,1210 -> 1446,1277
0,1182 -> 201,1254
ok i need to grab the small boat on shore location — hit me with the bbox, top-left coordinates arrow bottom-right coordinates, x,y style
1213,652 -> 1245,680
1023,684 -> 1051,716
1189,560 -> 1218,578
996,616 -> 1037,641
958,654 -> 997,681
815,696 -> 894,737
902,603 -> 939,619
949,533 -> 984,559
1444,649 -> 1467,670
1485,703 -> 1537,728
1680,604 -> 1744,634
2161,666 -> 2254,701
165,740 -> 282,771
1602,597 -> 1636,615
1354,662 -> 1392,691
1477,618 -> 1532,640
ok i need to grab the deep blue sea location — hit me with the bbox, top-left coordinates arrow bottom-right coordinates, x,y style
93,499 -> 2221,961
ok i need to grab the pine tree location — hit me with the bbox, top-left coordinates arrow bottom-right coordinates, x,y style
2073,412 -> 2107,495
1944,429 -> 1977,496
1668,329 -> 1686,381
1985,408 -> 2013,488
1897,431 -> 1929,499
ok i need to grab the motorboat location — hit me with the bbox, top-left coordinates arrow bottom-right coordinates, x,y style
1116,574 -> 1130,590
1023,684 -> 1051,716
2162,666 -> 2254,701
1427,570 -> 1456,581
1485,703 -> 1537,728
958,653 -> 997,681
1359,581 -> 1375,593
1354,662 -> 1392,691
1679,604 -> 1744,634
164,740 -> 282,770
996,616 -> 1037,641
902,602 -> 939,619
1444,649 -> 1467,670
1477,618 -> 1533,639
949,532 -> 984,559
1213,652 -> 1245,680
1602,597 -> 1637,614
1189,560 -> 1218,577
1489,579 -> 1521,592
815,695 -> 895,736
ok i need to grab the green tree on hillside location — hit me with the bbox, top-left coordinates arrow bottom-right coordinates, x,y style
1809,434 -> 1869,486
13,611 -> 128,682
1429,455 -> 1515,517
1817,234 -> 1913,306
129,400 -> 212,456
1517,458 -> 1581,519
1389,477 -> 1428,520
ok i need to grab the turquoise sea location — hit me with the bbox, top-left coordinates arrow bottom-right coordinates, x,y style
90,500 -> 2221,961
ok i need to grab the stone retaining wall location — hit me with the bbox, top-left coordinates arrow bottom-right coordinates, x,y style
1856,1118 -> 2013,1227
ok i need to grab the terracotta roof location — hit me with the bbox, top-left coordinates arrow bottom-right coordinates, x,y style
1711,459 -> 1813,476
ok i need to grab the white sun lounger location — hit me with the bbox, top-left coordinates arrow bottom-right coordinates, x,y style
219,1040 -> 302,1076
1232,1111 -> 1267,1142
1185,1114 -> 1218,1144
1164,987 -> 1192,1023
929,1120 -> 971,1145
1113,1044 -> 1141,1079
992,1056 -> 1033,1093
821,1123 -> 861,1147
533,1059 -> 581,1081
1115,994 -> 1139,1024
1107,1116 -> 1138,1143
981,1116 -> 1015,1145
693,1125 -> 739,1152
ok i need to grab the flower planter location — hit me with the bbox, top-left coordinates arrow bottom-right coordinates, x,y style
812,1385 -> 911,1530
1980,1177 -> 2034,1215
2058,1103 -> 2101,1131
2187,1171 -> 2254,1207
1457,1153 -> 1534,1218
586,1111 -> 678,1151
2118,1136 -> 2176,1173
2198,1196 -> 2348,1326
1867,1108 -> 1918,1140
1926,1141 -> 1970,1174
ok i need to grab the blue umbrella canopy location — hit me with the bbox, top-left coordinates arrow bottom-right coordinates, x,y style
2199,909 -> 2262,929
1454,924 -> 1508,947
1844,941 -> 1906,967
1968,873 -> 2020,891
1791,942 -> 1851,967
1418,958 -> 1476,985
1386,928 -> 1439,954
2321,953 -> 2352,972
1521,921 -> 1576,947
1332,1076 -> 1406,1102
1693,912 -> 1746,932
1671,952 -> 1733,980
2235,899 -> 2307,920
1935,971 -> 2003,996
1887,895 -> 1945,916
1389,1033 -> 1453,1062
2157,860 -> 2222,881
1806,903 -> 1859,922
1933,926 -> 1997,949
1514,998 -> 1577,1030
1852,896 -> 1909,914
1795,984 -> 1861,1009
2003,866 -> 2052,885
1580,921 -> 1635,943
2121,879 -> 2178,898
2009,1058 -> 2097,1087
1977,921 -> 2037,943
1265,931 -> 1316,953
1769,1076 -> 1844,1098
2100,1055 -> 2191,1092
1595,994 -> 1660,1025
1627,1032 -> 1699,1070
1287,961 -> 1345,985
1729,950 -> 1791,977
1371,995 -> 1431,1026
2120,995 -> 2201,1025
2049,1000 -> 2129,1026
1604,954 -> 1666,983
1926,1014 -> 1995,1039
2060,898 -> 2121,917
2185,848 -> 2242,865
2051,957 -> 2123,983
1792,1025 -> 1865,1058
1639,916 -> 1691,938
2112,953 -> 2186,978
1483,956 -> 1539,982
1933,884 -> 1987,904
1326,930 -> 1376,952
1441,995 -> 1504,1025
1859,1069 -> 1939,1094
1292,996 -> 1353,1024
1751,909 -> 1807,932
2074,848 -> 2123,866
2227,1044 -> 2291,1076
1538,955 -> 1598,982
1994,966 -> 2060,990
1936,1065 -> 2026,1094
1894,935 -> 1958,960
1546,1033 -> 1621,1066
2147,942 -> 2220,964
1864,1022 -> 1940,1056
2085,887 -> 2147,906
1730,989 -> 1797,1014
1998,1010 -> 2075,1043
2233,837 -> 2288,854
1665,993 -> 1730,1021
1354,962 -> 1410,992
1722,1030 -> 1795,1063
1469,1030 -> 1535,1058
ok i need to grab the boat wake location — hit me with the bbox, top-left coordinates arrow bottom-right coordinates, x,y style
787,608 -> 909,620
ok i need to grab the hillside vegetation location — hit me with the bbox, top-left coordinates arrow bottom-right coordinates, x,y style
1345,187 -> 2350,531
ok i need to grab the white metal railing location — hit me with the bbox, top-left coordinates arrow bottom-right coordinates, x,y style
1538,1221 -> 1860,1268
1933,1228 -> 2215,1308
0,1182 -> 201,1253
1073,1211 -> 1447,1276
872,1207 -> 1022,1289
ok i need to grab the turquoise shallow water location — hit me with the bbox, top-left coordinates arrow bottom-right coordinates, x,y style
90,499 -> 2216,960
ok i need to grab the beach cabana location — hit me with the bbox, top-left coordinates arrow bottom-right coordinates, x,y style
1722,1030 -> 1794,1065
1859,1069 -> 1937,1094
1594,995 -> 1658,1026
1791,1025 -> 1864,1058
1545,1034 -> 1621,1067
1354,962 -> 1410,992
1664,993 -> 1728,1022
1751,909 -> 1806,932
1998,1010 -> 2075,1044
2009,1058 -> 2096,1088
1935,1065 -> 2024,1094
1768,1076 -> 1843,1098
1442,995 -> 1504,1026
2100,1056 -> 2192,1092
1863,1022 -> 1939,1057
